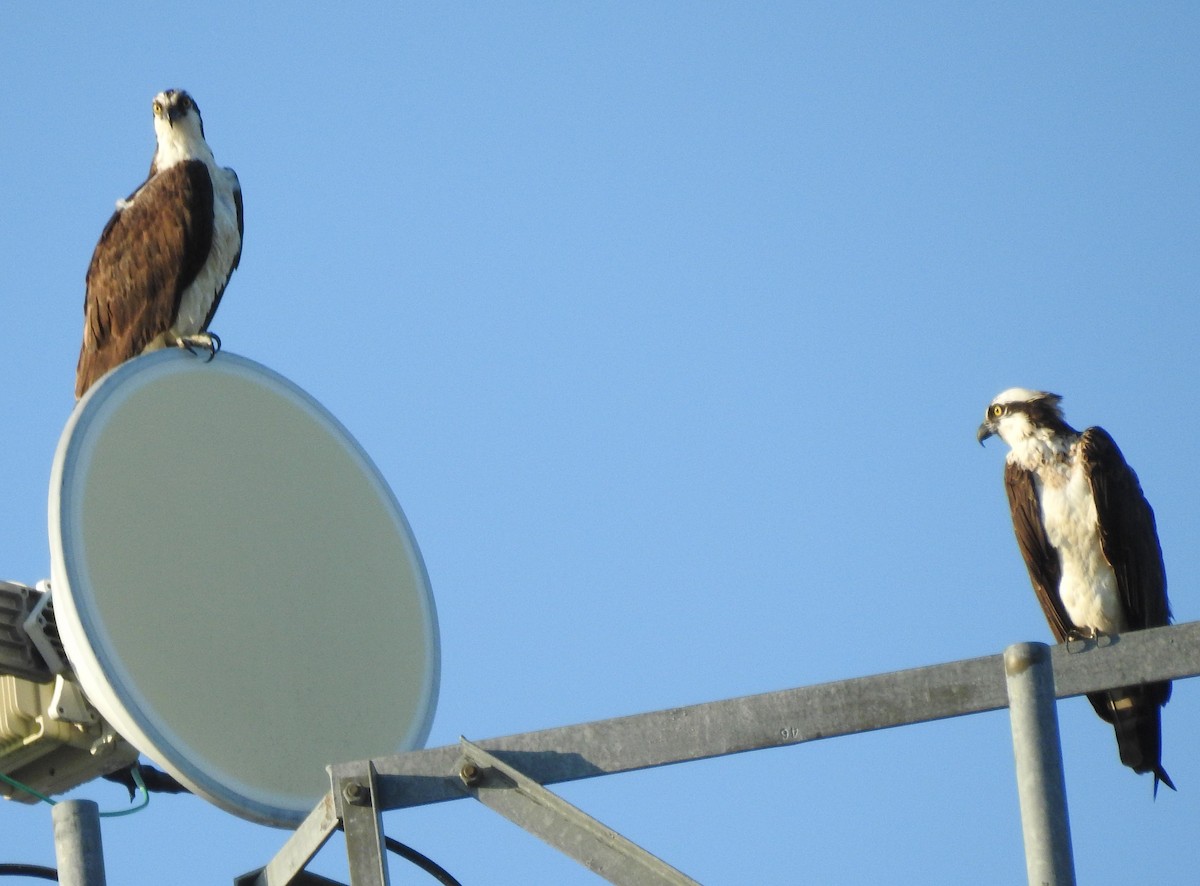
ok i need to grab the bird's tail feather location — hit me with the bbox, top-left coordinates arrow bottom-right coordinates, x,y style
1092,684 -> 1174,796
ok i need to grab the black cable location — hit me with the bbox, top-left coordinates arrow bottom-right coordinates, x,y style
333,823 -> 461,885
383,835 -> 462,886
0,864 -> 58,881
0,831 -> 462,885
0,834 -> 463,886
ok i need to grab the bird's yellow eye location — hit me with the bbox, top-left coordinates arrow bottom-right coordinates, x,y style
991,404 -> 1004,418
152,101 -> 163,116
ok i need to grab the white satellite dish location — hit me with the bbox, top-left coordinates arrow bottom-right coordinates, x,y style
48,350 -> 439,827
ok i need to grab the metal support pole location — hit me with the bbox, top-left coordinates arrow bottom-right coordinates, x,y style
52,799 -> 107,886
1005,642 -> 1075,886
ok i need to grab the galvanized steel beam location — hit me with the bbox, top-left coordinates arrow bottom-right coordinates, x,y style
331,621 -> 1200,811
248,620 -> 1200,884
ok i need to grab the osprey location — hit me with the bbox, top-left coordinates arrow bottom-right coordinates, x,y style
76,89 -> 243,399
978,388 -> 1173,794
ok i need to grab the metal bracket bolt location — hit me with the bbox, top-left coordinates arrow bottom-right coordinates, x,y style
342,781 -> 371,806
459,762 -> 482,787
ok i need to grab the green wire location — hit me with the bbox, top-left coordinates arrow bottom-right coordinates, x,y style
98,766 -> 149,817
0,770 -> 55,805
0,765 -> 150,817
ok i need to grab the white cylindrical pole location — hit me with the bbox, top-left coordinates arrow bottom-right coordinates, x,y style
52,799 -> 107,886
1005,641 -> 1076,886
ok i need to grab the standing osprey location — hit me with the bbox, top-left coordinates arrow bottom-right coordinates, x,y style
76,89 -> 243,399
977,388 -> 1173,794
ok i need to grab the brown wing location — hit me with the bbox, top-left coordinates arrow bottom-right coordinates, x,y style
76,161 -> 215,398
1081,427 -> 1171,632
1081,427 -> 1173,781
1003,461 -> 1076,642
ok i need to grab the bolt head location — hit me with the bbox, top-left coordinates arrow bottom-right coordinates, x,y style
459,762 -> 481,786
342,781 -> 370,805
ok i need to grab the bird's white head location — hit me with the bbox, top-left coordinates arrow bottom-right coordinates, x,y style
976,388 -> 1068,449
150,89 -> 213,172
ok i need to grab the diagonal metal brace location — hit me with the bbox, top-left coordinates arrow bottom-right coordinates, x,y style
234,792 -> 341,885
455,737 -> 699,886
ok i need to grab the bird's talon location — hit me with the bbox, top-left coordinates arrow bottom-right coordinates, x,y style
176,333 -> 220,361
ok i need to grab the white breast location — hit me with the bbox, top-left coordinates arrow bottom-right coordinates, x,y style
1035,457 -> 1126,633
173,164 -> 240,335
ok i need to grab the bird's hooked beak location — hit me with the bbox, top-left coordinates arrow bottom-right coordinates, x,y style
166,105 -> 185,127
976,421 -> 996,446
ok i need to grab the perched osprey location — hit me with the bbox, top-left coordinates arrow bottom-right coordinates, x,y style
76,89 -> 243,399
977,388 -> 1173,794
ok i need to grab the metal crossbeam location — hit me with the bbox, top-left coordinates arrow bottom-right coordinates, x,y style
331,620 -> 1200,810
334,651 -> 1008,812
244,620 -> 1200,885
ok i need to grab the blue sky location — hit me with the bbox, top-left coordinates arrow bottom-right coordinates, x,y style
2,3 -> 1198,883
